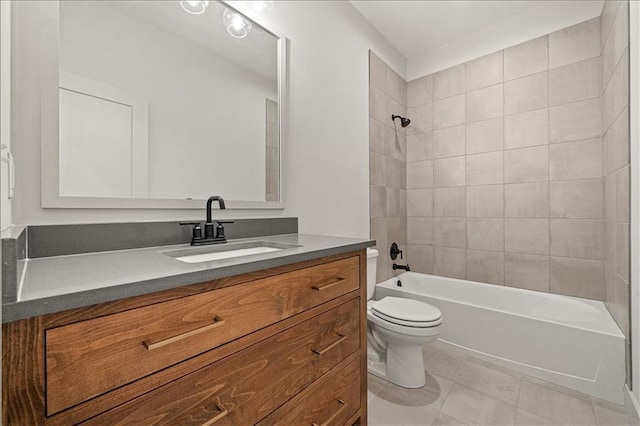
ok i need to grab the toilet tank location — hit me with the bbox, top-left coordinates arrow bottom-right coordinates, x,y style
366,248 -> 378,300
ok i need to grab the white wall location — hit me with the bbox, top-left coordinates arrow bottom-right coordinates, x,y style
1,1 -> 11,230
59,1 -> 274,202
11,1 -> 404,237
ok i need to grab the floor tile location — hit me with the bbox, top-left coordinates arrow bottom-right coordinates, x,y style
368,395 -> 439,426
369,373 -> 389,403
376,375 -> 450,411
440,383 -> 517,425
518,379 -> 597,425
516,409 -> 557,425
593,400 -> 630,425
455,360 -> 522,405
423,346 -> 466,381
432,411 -> 467,425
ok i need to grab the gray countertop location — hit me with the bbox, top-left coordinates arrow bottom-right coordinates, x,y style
3,234 -> 374,323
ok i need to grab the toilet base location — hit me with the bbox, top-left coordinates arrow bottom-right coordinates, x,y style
367,343 -> 426,389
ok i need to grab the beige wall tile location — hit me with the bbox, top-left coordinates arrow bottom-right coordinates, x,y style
504,182 -> 549,218
466,117 -> 503,154
549,138 -> 602,180
370,118 -> 385,153
407,160 -> 433,189
434,64 -> 465,100
549,57 -> 600,106
434,94 -> 466,129
504,253 -> 550,291
408,188 -> 433,217
602,2 -> 628,88
407,74 -> 434,107
435,156 -> 466,188
466,51 -> 503,91
408,217 -> 433,245
605,220 -> 616,264
388,216 -> 408,246
386,187 -> 402,217
504,145 -> 549,183
603,107 -> 629,175
370,151 -> 387,186
550,179 -> 603,219
466,151 -> 503,186
505,218 -> 550,255
407,244 -> 434,274
466,185 -> 504,217
370,217 -> 388,243
407,131 -> 434,162
385,128 -> 406,162
550,257 -> 605,300
386,156 -> 406,189
615,222 -> 630,281
601,1 -> 622,48
504,109 -> 549,149
399,189 -> 407,218
467,218 -> 504,251
434,217 -> 466,248
386,66 -> 407,105
370,185 -> 386,218
616,165 -> 630,223
434,247 -> 466,279
370,85 -> 388,123
434,187 -> 466,217
466,250 -> 504,285
550,98 -> 601,144
434,125 -> 466,158
550,219 -> 603,259
605,174 -> 617,221
549,17 -> 600,69
369,51 -> 386,90
466,84 -> 503,123
504,72 -> 548,115
408,102 -> 434,133
602,50 -> 629,132
504,36 -> 549,81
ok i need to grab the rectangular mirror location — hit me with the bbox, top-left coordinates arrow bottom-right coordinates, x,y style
42,0 -> 286,209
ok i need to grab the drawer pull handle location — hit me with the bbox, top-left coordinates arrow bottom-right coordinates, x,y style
311,277 -> 346,291
312,333 -> 347,355
312,399 -> 347,426
143,316 -> 226,350
202,403 -> 228,426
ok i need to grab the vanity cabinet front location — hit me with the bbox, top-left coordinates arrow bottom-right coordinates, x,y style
3,250 -> 368,426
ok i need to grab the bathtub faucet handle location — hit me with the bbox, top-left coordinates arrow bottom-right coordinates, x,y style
390,242 -> 403,260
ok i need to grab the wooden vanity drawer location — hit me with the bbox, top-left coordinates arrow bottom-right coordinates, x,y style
45,255 -> 359,415
79,299 -> 360,426
257,356 -> 361,426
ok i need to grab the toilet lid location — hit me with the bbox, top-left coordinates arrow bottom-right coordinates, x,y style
371,297 -> 442,327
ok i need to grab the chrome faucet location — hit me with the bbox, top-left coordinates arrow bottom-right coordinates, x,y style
180,196 -> 234,246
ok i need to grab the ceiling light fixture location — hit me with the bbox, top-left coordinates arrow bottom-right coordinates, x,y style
180,0 -> 209,15
222,8 -> 252,39
246,1 -> 274,20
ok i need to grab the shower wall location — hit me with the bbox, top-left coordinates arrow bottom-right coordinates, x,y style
404,17 -> 611,301
601,0 -> 630,380
369,51 -> 408,282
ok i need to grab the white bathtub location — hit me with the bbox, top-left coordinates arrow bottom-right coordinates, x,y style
375,272 -> 626,404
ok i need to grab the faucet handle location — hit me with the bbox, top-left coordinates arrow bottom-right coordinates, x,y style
215,220 -> 234,239
180,222 -> 202,242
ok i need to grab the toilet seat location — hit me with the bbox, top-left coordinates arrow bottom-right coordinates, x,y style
370,297 -> 442,328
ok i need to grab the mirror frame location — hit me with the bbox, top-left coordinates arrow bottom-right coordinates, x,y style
40,0 -> 287,209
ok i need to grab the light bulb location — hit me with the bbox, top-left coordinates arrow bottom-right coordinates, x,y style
247,1 -> 274,20
222,8 -> 252,39
180,0 -> 209,15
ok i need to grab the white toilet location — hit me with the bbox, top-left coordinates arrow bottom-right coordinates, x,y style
366,248 -> 442,388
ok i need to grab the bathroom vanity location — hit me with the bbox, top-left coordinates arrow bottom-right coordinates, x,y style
2,231 -> 372,425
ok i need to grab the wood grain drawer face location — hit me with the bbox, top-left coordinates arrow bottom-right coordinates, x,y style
45,256 -> 359,415
79,299 -> 360,425
257,356 -> 361,426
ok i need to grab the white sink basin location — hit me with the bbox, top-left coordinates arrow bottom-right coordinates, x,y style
162,241 -> 300,264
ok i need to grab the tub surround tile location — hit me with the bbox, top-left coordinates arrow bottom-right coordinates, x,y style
466,151 -> 503,186
549,98 -> 601,143
603,110 -> 629,175
466,117 -> 503,154
435,156 -> 466,188
408,188 -> 434,217
386,67 -> 406,105
466,250 -> 504,285
466,84 -> 503,123
602,51 -> 629,132
601,2 -> 628,88
434,187 -> 466,217
434,218 -> 466,248
434,125 -> 466,159
550,257 -> 605,300
434,94 -> 466,129
407,160 -> 434,189
434,64 -> 465,100
504,36 -> 549,81
466,185 -> 504,218
504,109 -> 549,149
550,219 -> 603,260
433,247 -> 466,279
466,218 -> 504,252
505,218 -> 550,255
369,51 -> 387,90
440,383 -> 517,426
408,217 -> 433,245
504,146 -> 549,184
549,57 -> 601,106
409,102 -> 435,133
408,130 -> 434,162
504,182 -> 549,218
466,51 -> 503,91
550,138 -> 602,180
550,179 -> 603,219
370,185 -> 386,218
369,85 -> 388,123
504,72 -> 548,115
504,253 -> 550,292
407,244 -> 434,274
385,187 -> 402,218
549,17 -> 600,69
407,74 -> 434,107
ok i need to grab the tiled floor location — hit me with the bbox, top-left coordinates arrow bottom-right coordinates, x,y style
368,341 -> 632,426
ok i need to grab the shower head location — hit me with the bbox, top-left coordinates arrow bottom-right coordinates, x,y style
391,114 -> 411,128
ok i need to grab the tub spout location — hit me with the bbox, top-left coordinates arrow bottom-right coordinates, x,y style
393,263 -> 410,271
